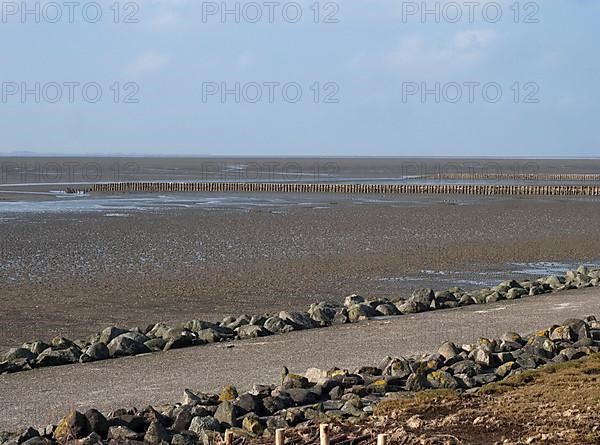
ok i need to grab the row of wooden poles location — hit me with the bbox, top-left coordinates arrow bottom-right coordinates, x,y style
222,424 -> 390,444
428,173 -> 600,181
66,182 -> 600,196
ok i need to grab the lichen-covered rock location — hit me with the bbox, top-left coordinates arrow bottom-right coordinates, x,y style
433,290 -> 457,308
264,316 -> 295,334
473,349 -> 498,368
214,401 -> 242,428
144,421 -> 169,445
107,426 -> 139,441
347,304 -> 379,322
333,307 -> 350,324
189,416 -> 222,433
171,406 -> 193,432
543,275 -> 565,290
284,388 -> 321,405
495,361 -> 519,378
96,327 -> 129,345
529,285 -> 546,296
36,346 -> 81,367
143,338 -> 167,351
375,303 -> 400,316
80,343 -> 109,363
409,288 -> 435,307
22,341 -> 50,355
235,393 -> 265,416
438,342 -> 461,361
84,409 -> 108,438
282,372 -> 310,389
450,360 -> 480,377
384,358 -> 413,379
242,414 -> 265,435
486,292 -> 505,303
164,333 -> 196,351
182,319 -> 219,333
196,327 -> 234,343
171,432 -> 198,445
344,294 -> 365,307
472,373 -> 498,386
367,379 -> 389,393
507,288 -> 528,300
304,367 -> 328,383
219,385 -> 238,401
500,332 -> 523,343
3,348 -> 37,362
54,410 -> 90,444
278,311 -> 319,330
308,302 -> 339,326
182,389 -> 219,406
396,300 -> 428,314
550,325 -> 574,342
405,372 -> 429,391
107,336 -> 151,358
235,325 -> 270,339
515,352 -> 538,369
262,395 -> 293,415
226,315 -> 250,330
427,371 -> 458,389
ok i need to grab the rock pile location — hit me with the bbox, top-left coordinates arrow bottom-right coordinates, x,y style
2,266 -> 599,376
2,315 -> 600,445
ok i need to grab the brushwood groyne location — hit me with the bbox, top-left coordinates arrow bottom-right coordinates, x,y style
427,173 -> 600,182
66,182 -> 600,196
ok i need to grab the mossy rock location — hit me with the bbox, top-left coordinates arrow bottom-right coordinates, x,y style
242,415 -> 265,436
219,385 -> 239,401
54,410 -> 90,444
368,379 -> 389,393
426,371 -> 458,389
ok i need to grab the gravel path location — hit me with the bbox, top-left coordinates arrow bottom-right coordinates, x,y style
2,286 -> 600,431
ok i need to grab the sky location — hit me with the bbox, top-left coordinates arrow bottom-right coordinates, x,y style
0,0 -> 598,157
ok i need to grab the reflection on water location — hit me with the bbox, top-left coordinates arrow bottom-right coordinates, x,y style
0,192 -> 467,215
0,194 -> 336,214
377,261 -> 600,291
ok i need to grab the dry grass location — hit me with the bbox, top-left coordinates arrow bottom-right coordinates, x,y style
248,354 -> 600,444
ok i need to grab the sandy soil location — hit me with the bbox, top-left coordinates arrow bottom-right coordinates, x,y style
1,194 -> 600,350
2,156 -> 600,350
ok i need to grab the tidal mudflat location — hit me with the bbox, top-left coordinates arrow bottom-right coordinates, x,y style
2,190 -> 600,350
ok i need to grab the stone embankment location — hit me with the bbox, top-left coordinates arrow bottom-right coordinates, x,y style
2,312 -> 600,444
1,266 -> 599,377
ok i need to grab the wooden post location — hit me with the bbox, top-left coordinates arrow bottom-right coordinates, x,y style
224,430 -> 234,445
377,434 -> 389,445
275,428 -> 285,445
320,424 -> 330,445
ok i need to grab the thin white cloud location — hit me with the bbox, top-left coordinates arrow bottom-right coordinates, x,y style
351,29 -> 497,75
453,29 -> 497,50
125,52 -> 171,76
146,0 -> 191,29
237,50 -> 257,70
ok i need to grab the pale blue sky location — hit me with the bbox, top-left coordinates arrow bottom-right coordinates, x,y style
0,0 -> 598,157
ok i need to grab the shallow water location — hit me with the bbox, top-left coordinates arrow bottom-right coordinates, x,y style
0,194 -> 329,214
0,192 -> 473,215
376,260 -> 600,292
